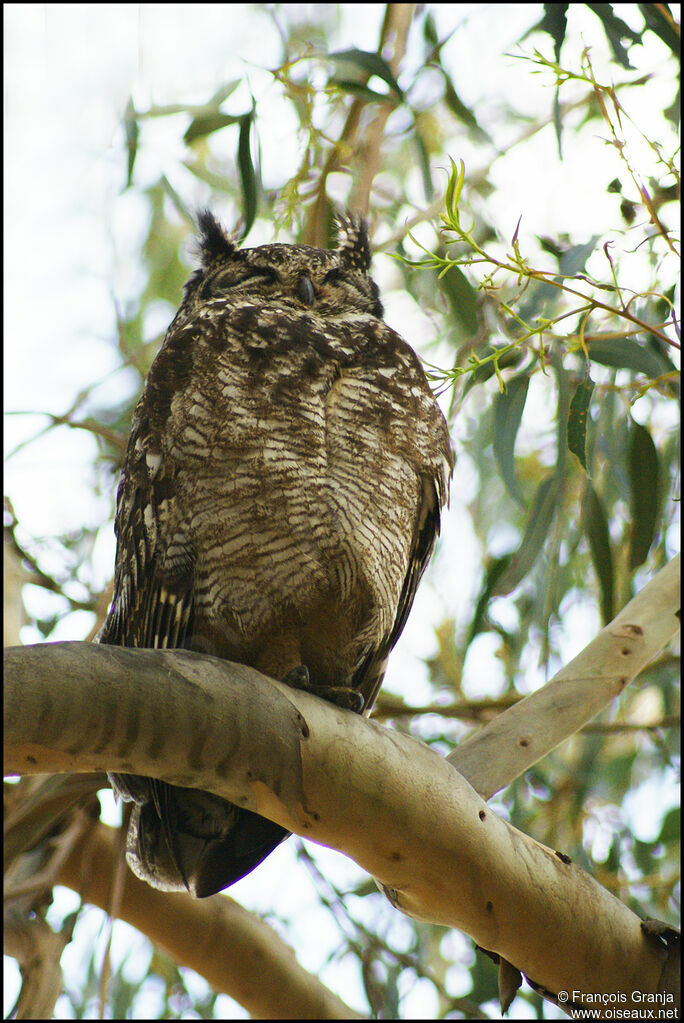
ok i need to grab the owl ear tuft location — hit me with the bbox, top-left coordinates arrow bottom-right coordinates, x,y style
336,213 -> 372,272
196,209 -> 239,266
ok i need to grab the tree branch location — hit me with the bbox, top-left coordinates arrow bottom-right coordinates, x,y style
449,554 -> 681,798
347,3 -> 416,216
4,623 -> 676,1009
56,819 -> 363,1019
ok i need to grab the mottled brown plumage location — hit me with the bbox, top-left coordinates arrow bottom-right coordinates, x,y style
98,210 -> 453,896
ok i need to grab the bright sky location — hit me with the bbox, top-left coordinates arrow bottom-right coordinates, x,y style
4,4 -> 679,1018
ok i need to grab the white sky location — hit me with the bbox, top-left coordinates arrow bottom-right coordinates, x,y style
4,4 -> 679,1018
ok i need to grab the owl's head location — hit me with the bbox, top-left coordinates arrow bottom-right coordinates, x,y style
183,209 -> 383,319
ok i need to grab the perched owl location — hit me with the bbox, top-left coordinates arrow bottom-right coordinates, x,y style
98,210 -> 453,898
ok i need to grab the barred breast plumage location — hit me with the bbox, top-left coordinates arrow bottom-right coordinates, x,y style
98,210 -> 453,896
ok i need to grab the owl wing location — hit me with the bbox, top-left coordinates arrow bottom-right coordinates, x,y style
354,471 -> 450,714
98,406 -> 195,651
98,347 -> 290,897
340,320 -> 454,715
98,395 -> 198,883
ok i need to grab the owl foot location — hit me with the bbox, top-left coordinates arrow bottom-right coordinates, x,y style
283,664 -> 365,713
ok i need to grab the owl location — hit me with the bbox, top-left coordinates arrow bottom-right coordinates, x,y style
98,210 -> 453,897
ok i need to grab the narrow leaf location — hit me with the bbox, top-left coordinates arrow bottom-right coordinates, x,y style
492,476 -> 559,595
422,10 -> 439,49
237,112 -> 257,240
558,236 -> 600,276
123,98 -> 139,188
328,48 -> 403,101
412,129 -> 434,202
329,81 -> 399,105
494,375 -> 530,505
536,4 -> 569,60
207,79 -> 241,107
184,112 -> 241,145
440,71 -> 489,139
466,555 -> 513,646
159,176 -> 193,224
534,4 -> 568,155
582,483 -> 614,623
638,3 -> 681,55
438,264 -> 478,337
588,4 -> 642,69
628,421 -> 660,570
568,374 -> 595,474
585,337 -> 676,379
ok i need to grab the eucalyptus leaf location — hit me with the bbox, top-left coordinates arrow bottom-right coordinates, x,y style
494,374 -> 530,506
440,70 -> 489,140
492,476 -> 559,595
328,48 -> 404,101
439,264 -> 478,338
413,128 -> 434,202
237,112 -> 258,240
588,3 -> 642,69
628,421 -> 660,570
638,3 -> 681,55
534,4 -> 569,60
329,80 -> 400,105
184,111 -> 242,145
585,337 -> 675,379
123,98 -> 139,188
567,374 -> 595,474
206,79 -> 242,107
581,482 -> 614,623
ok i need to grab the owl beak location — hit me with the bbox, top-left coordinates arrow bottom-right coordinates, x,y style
296,275 -> 316,306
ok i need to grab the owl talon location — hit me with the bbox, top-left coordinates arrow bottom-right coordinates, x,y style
282,665 -> 364,713
283,665 -> 310,688
320,687 -> 365,713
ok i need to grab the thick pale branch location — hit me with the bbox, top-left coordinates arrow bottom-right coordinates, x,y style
4,640 -> 672,1007
56,820 -> 362,1019
449,554 -> 681,798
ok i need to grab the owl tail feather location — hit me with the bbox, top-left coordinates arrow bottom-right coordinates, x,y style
179,809 -> 291,898
115,775 -> 290,897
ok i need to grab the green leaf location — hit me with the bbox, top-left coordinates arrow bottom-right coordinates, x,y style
531,4 -> 568,155
638,3 -> 681,55
182,159 -> 235,192
237,111 -> 258,240
412,128 -> 434,202
567,373 -> 595,474
492,476 -> 559,595
518,236 -> 599,321
658,806 -> 681,844
585,337 -> 676,379
582,482 -> 614,623
159,175 -> 193,223
628,421 -> 660,570
440,70 -> 489,140
329,80 -> 400,105
438,263 -> 478,338
123,97 -> 139,188
558,236 -> 600,276
184,111 -> 242,145
466,554 -> 513,646
422,10 -> 439,49
588,3 -> 642,69
206,79 -> 241,107
493,374 -> 530,506
536,4 -> 569,61
328,48 -> 404,102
